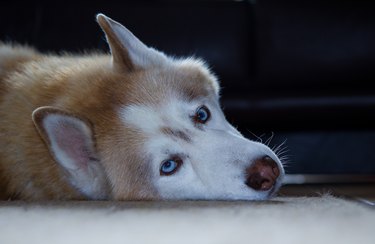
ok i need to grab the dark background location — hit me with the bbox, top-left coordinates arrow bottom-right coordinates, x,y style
1,0 -> 375,178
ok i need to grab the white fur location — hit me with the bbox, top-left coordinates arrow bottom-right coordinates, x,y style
120,93 -> 284,200
110,13 -> 284,200
99,14 -> 286,201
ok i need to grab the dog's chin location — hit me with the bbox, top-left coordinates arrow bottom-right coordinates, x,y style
245,183 -> 283,201
214,184 -> 283,201
246,190 -> 278,201
212,191 -> 272,201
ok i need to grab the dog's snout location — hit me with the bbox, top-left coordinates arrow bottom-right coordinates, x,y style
245,156 -> 280,191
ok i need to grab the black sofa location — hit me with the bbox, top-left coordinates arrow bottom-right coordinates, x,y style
1,0 -> 374,182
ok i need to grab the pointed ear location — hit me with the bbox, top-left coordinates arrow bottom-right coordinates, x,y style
96,13 -> 168,72
32,106 -> 109,199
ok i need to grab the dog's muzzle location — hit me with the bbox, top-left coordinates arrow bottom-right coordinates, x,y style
245,156 -> 281,191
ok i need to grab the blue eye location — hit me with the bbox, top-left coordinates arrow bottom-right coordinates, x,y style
195,106 -> 210,124
160,157 -> 183,176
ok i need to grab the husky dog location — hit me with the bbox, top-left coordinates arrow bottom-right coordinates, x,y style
0,14 -> 284,200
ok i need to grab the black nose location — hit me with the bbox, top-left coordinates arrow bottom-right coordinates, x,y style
245,156 -> 280,191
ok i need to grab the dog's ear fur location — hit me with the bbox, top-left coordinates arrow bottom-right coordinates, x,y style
32,107 -> 109,199
96,13 -> 168,72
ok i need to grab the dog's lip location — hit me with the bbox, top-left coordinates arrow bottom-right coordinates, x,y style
268,186 -> 277,198
261,177 -> 283,198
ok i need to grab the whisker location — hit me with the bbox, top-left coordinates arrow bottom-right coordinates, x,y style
249,133 -> 292,171
259,133 -> 266,140
265,132 -> 274,146
273,139 -> 288,154
276,148 -> 290,157
279,156 -> 291,162
246,129 -> 263,143
268,138 -> 293,171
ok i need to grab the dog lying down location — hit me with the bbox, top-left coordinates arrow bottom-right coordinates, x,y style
0,14 -> 284,201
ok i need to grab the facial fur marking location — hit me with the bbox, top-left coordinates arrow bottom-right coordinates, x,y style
161,127 -> 192,143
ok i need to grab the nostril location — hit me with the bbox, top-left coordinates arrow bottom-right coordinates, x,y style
245,156 -> 280,191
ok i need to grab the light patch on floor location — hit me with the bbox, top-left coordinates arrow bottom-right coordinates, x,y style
0,196 -> 374,244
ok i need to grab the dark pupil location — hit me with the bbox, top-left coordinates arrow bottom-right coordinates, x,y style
164,161 -> 172,169
198,109 -> 207,121
162,160 -> 176,173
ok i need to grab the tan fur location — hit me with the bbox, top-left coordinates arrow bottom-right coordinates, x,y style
0,41 -> 217,200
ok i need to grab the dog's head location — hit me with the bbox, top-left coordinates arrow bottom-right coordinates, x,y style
32,14 -> 284,200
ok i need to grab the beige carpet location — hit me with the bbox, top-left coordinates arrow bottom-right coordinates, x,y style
0,195 -> 374,244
